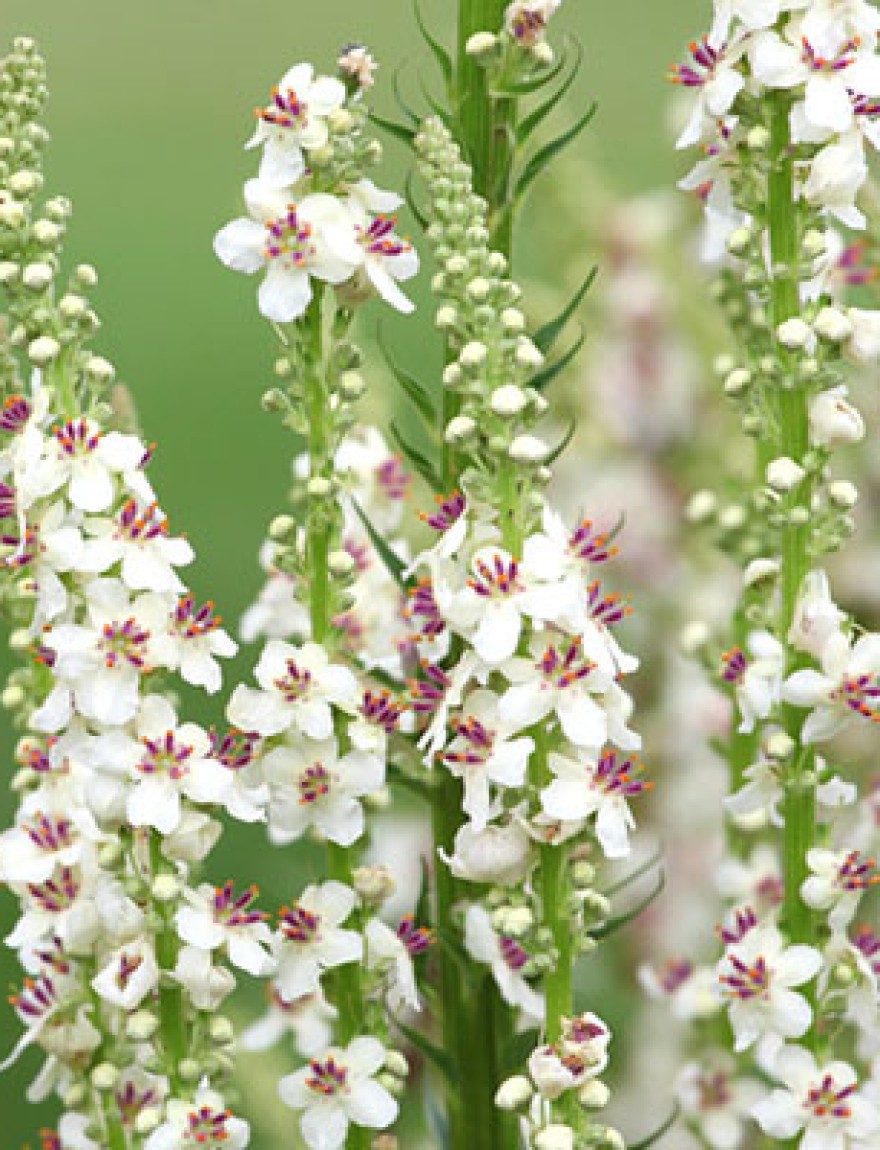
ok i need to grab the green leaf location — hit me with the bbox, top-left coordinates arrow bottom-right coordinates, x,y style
417,72 -> 453,127
436,927 -> 471,973
500,1026 -> 540,1077
377,326 -> 437,424
352,497 -> 410,592
545,418 -> 576,467
592,871 -> 666,940
517,36 -> 583,146
392,1016 -> 459,1083
369,111 -> 416,145
530,327 -> 586,392
404,169 -> 429,232
629,1104 -> 681,1150
390,421 -> 443,492
415,855 -> 432,931
604,845 -> 664,896
392,64 -> 420,126
389,769 -> 434,804
515,101 -> 597,202
534,264 -> 597,355
413,0 -> 453,93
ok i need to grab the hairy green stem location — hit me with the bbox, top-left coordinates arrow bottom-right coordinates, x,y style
767,93 -> 817,1005
149,833 -> 186,1088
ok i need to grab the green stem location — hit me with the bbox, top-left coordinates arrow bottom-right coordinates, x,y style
767,92 -> 817,1001
149,833 -> 186,1087
102,1091 -> 129,1150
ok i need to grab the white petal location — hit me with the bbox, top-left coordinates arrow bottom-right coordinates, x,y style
259,266 -> 313,323
213,219 -> 266,273
346,1078 -> 399,1129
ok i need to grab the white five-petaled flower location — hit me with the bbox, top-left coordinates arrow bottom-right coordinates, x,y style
176,881 -> 275,977
144,1084 -> 250,1150
214,180 -> 362,323
227,638 -> 357,739
464,904 -> 543,1021
82,497 -> 194,593
247,62 -> 347,187
347,180 -> 419,314
722,631 -> 785,734
439,689 -> 534,831
274,880 -> 363,1000
262,736 -> 384,847
540,748 -> 650,859
752,1046 -> 880,1149
717,923 -> 822,1052
801,848 -> 879,932
41,417 -> 147,514
675,1056 -> 763,1150
671,35 -> 747,149
803,131 -> 869,229
784,628 -> 880,742
91,937 -> 160,1011
241,983 -> 336,1057
279,1035 -> 399,1150
364,916 -> 424,1013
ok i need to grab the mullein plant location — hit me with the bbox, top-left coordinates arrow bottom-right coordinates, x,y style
213,3 -> 658,1149
0,37 -> 264,1150
648,1 -> 880,1146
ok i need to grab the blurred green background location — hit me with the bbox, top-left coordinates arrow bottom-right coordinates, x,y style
0,0 -> 705,1143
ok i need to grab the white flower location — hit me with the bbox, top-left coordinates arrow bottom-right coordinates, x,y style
438,690 -> 533,831
82,497 -> 194,593
214,181 -> 362,323
171,945 -> 236,1011
247,63 -> 347,188
347,181 -> 419,314
241,984 -> 336,1057
0,811 -> 92,885
789,570 -> 847,660
227,639 -> 357,739
528,1014 -> 609,1099
718,924 -> 822,1052
672,36 -> 746,149
752,1046 -> 880,1148
275,881 -> 362,1000
505,1 -> 560,48
176,881 -> 274,977
144,1085 -> 250,1150
540,748 -> 650,859
42,417 -> 147,513
56,1111 -> 102,1150
91,938 -> 159,1010
709,0 -> 795,47
365,917 -> 422,1012
464,904 -> 543,1021
639,959 -> 721,1021
534,1125 -> 575,1150
847,307 -> 880,362
801,0 -> 880,58
676,1057 -> 763,1150
439,817 -> 533,885
116,696 -> 230,835
279,1035 -> 399,1150
801,848 -> 878,932
722,631 -> 785,734
166,594 -> 237,694
262,736 -> 384,847
39,578 -> 176,729
784,629 -> 880,742
803,131 -> 868,229
809,386 -> 865,447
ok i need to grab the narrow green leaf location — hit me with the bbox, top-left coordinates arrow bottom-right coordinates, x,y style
392,64 -> 419,126
534,265 -> 597,355
390,421 -> 443,492
377,326 -> 437,424
369,111 -> 416,145
629,1104 -> 681,1150
436,927 -> 472,972
415,856 -> 432,931
515,101 -> 597,202
604,845 -> 664,896
491,44 -> 569,96
545,418 -> 576,467
417,73 -> 453,127
517,37 -> 583,146
404,169 -> 429,232
392,1016 -> 459,1083
413,0 -> 453,92
592,871 -> 666,940
352,498 -> 409,591
530,328 -> 586,392
500,1027 -> 541,1076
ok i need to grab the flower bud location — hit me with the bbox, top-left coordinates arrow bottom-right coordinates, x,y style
178,1058 -> 202,1081
765,731 -> 795,761
0,199 -> 26,227
352,864 -> 396,906
0,260 -> 19,283
743,557 -> 780,588
91,1062 -> 119,1090
466,277 -> 492,302
328,107 -> 354,134
578,1079 -> 611,1109
85,355 -> 115,385
813,306 -> 853,344
384,1050 -> 409,1079
746,125 -> 770,151
209,1015 -> 235,1044
723,367 -> 751,396
33,218 -> 63,245
504,906 -> 534,936
766,456 -> 805,492
534,1124 -> 575,1150
9,169 -> 41,195
509,434 -> 550,464
135,1108 -> 163,1136
515,339 -> 544,370
726,226 -> 751,255
27,334 -> 60,365
22,261 -> 53,290
307,477 -> 333,497
445,415 -> 477,444
2,684 -> 25,710
460,340 -> 488,369
685,489 -> 716,523
809,388 -> 865,447
436,305 -> 458,329
828,479 -> 858,509
151,873 -> 180,902
466,31 -> 500,59
501,307 -> 526,332
490,384 -> 528,416
126,1010 -> 160,1040
718,504 -> 746,530
338,369 -> 367,400
495,1075 -> 533,1111
776,317 -> 811,349
801,229 -> 827,258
